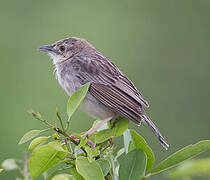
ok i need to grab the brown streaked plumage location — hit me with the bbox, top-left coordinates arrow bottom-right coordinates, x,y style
39,37 -> 169,150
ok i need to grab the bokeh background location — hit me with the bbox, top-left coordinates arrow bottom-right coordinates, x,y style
1,0 -> 210,179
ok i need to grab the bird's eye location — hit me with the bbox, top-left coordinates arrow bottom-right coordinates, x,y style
59,45 -> 65,52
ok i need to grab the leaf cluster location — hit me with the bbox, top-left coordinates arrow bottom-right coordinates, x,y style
1,83 -> 210,180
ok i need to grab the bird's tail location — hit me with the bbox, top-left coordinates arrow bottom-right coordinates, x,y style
142,114 -> 169,150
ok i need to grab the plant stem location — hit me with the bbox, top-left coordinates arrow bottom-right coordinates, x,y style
29,110 -> 54,128
54,127 -> 87,156
110,155 -> 119,180
56,108 -> 65,132
29,110 -> 87,155
65,116 -> 71,132
40,128 -> 51,133
142,173 -> 151,179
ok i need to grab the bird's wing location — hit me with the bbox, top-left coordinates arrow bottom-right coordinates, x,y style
73,53 -> 148,123
114,74 -> 149,107
74,52 -> 149,104
73,53 -> 169,149
91,83 -> 143,123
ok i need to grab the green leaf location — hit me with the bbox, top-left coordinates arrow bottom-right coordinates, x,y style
167,158 -> 210,179
51,174 -> 75,180
76,157 -> 104,180
70,167 -> 84,180
108,117 -> 129,137
1,159 -> 18,171
18,130 -> 41,144
49,141 -> 68,152
129,130 -> 155,171
90,129 -> 113,144
78,137 -> 87,148
46,169 -> 74,180
84,146 -> 100,162
123,129 -> 132,154
128,141 -> 136,153
97,158 -> 111,176
0,168 -> 3,173
150,140 -> 210,176
45,170 -> 60,180
90,117 -> 129,144
115,148 -> 125,160
29,141 -> 67,178
67,82 -> 91,117
119,149 -> 147,180
28,136 -> 49,150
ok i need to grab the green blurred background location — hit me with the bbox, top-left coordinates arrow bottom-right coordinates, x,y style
1,0 -> 210,179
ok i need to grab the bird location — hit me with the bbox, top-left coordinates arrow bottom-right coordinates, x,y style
38,37 -> 169,150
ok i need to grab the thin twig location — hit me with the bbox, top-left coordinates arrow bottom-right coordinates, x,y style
142,173 -> 151,179
29,110 -> 54,128
54,127 -> 87,156
65,116 -> 71,132
56,108 -> 65,132
29,110 -> 87,155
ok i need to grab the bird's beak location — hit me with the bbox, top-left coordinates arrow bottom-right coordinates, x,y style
38,45 -> 57,54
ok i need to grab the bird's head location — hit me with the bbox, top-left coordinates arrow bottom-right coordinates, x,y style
39,37 -> 89,64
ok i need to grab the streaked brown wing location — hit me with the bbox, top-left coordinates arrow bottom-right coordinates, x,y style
89,83 -> 143,124
74,52 -> 149,108
115,75 -> 149,107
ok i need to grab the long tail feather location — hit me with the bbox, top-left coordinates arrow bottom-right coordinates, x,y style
142,114 -> 169,150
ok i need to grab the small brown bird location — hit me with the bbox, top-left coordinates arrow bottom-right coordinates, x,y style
39,37 -> 169,150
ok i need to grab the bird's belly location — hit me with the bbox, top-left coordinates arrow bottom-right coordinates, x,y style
79,93 -> 115,120
57,74 -> 114,120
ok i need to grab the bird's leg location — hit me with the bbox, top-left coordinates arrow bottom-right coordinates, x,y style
83,116 -> 114,137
